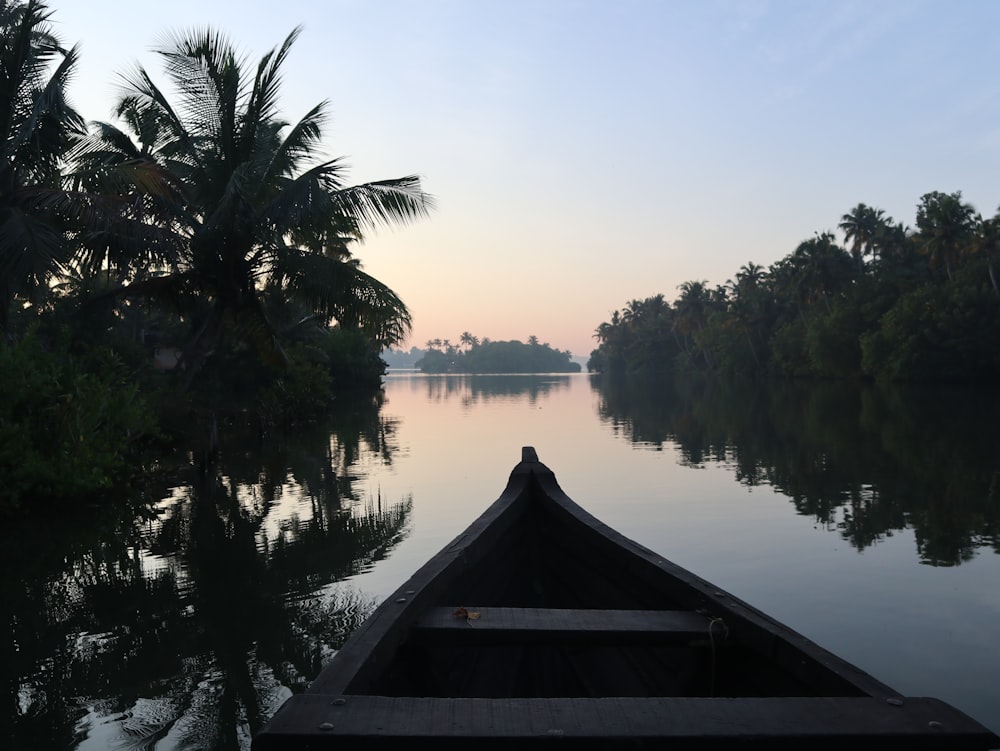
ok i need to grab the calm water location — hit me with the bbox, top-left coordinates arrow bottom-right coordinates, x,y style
4,373 -> 999,748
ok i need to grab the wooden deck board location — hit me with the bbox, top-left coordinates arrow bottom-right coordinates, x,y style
411,607 -> 711,644
255,694 -> 996,750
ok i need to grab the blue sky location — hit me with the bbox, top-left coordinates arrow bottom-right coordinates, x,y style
54,0 -> 1000,355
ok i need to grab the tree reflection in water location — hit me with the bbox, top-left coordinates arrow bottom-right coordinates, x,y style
592,375 -> 1000,566
415,373 -> 573,409
2,406 -> 411,750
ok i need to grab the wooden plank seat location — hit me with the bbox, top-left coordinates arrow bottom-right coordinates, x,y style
410,607 -> 714,645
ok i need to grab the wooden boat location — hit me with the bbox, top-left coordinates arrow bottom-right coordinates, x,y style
253,447 -> 999,749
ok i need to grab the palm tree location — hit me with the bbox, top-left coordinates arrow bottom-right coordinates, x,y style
872,219 -> 911,267
971,213 -> 1000,298
788,233 -> 855,313
0,0 -> 85,333
915,191 -> 975,281
673,281 -> 712,337
70,27 -> 432,378
839,203 -> 887,271
673,280 -> 717,367
729,262 -> 769,366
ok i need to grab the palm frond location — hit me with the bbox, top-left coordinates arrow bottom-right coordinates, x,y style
116,64 -> 199,167
222,295 -> 288,368
259,101 -> 326,186
117,159 -> 188,199
69,122 -> 188,207
0,204 -> 67,291
72,120 -> 143,161
4,38 -> 83,172
331,175 -> 434,233
156,28 -> 248,159
260,160 -> 347,239
277,248 -> 411,345
102,270 -> 199,317
198,161 -> 256,243
0,2 -> 55,139
247,26 -> 301,136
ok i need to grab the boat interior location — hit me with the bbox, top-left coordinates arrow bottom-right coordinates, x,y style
361,475 -> 867,700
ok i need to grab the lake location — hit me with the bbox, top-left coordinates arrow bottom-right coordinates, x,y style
5,372 -> 999,748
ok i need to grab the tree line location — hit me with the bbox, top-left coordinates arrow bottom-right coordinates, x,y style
0,1 -> 430,513
589,193 -> 1000,380
416,333 -> 581,373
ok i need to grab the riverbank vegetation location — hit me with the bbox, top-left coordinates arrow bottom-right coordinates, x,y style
415,334 -> 581,373
0,1 -> 430,514
590,194 -> 1000,381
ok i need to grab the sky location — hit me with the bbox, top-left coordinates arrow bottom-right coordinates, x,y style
52,0 -> 1000,356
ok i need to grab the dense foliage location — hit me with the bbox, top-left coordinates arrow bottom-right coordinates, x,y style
416,333 -> 581,373
589,195 -> 1000,381
0,2 -> 430,513
0,330 -> 159,512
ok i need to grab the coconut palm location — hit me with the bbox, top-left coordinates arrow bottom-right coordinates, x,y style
971,213 -> 1000,298
673,280 -> 718,367
0,0 -> 85,333
728,262 -> 770,366
915,191 -> 975,281
673,280 -> 712,337
788,233 -> 855,313
731,261 -> 767,298
70,26 -> 432,377
839,203 -> 887,271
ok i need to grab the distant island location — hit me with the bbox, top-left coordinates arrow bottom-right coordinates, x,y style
391,333 -> 581,373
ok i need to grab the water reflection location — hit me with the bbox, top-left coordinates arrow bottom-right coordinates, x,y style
592,375 -> 1000,566
2,406 -> 411,750
409,373 -> 573,408
8,374 -> 999,749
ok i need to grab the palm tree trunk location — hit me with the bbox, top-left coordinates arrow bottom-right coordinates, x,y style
744,328 -> 761,367
180,306 -> 223,391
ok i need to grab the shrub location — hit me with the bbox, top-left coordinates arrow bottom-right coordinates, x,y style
0,331 -> 159,514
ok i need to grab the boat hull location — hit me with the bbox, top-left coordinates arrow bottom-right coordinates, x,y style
253,448 -> 999,749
